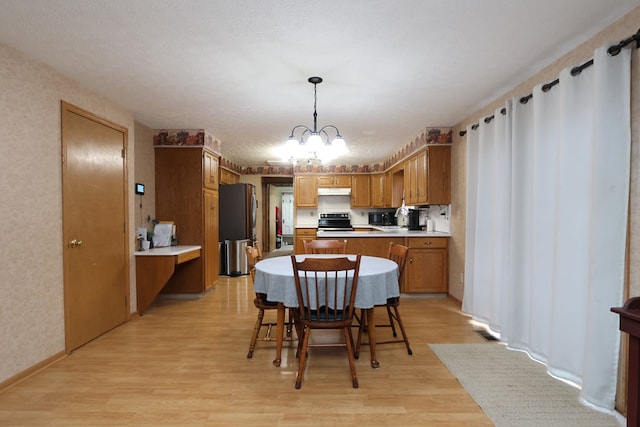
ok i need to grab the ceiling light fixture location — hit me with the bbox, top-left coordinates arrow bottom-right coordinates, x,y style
281,76 -> 347,164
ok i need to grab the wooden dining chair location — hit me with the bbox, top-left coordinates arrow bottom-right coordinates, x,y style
246,245 -> 293,361
291,254 -> 362,389
356,242 -> 412,356
303,239 -> 348,254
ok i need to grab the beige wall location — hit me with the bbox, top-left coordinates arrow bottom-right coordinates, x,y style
448,6 -> 640,301
132,121 -> 156,311
133,122 -> 156,236
0,42 -> 136,384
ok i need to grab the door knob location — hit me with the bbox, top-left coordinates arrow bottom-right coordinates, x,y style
68,239 -> 83,248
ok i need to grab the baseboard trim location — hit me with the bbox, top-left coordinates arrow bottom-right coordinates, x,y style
0,350 -> 67,392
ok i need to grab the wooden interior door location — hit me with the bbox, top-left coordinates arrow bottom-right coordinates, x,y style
61,102 -> 129,352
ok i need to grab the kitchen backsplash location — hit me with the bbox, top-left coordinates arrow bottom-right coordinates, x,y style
296,197 -> 451,233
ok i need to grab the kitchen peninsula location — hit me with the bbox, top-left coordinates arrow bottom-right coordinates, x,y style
295,226 -> 450,293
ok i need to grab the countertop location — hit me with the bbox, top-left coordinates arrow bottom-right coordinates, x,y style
314,226 -> 450,238
134,245 -> 202,256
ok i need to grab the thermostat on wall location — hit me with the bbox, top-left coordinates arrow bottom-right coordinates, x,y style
135,183 -> 145,195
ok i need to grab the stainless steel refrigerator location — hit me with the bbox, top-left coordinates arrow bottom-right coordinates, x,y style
219,183 -> 257,276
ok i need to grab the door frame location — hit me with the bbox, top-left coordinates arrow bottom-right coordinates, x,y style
61,101 -> 130,352
260,176 -> 293,254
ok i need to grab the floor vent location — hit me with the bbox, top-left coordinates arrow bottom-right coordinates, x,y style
474,329 -> 499,341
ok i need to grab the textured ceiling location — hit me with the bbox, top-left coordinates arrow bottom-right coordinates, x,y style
0,0 -> 638,167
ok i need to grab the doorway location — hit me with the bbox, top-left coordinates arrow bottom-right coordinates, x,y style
61,102 -> 129,352
260,176 -> 293,254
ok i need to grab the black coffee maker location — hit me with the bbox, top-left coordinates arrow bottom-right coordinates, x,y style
408,209 -> 421,230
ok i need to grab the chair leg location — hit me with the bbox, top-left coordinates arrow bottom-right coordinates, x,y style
392,306 -> 413,355
295,326 -> 311,389
355,308 -> 366,359
247,308 -> 265,358
386,305 -> 398,337
285,309 -> 294,338
343,326 -> 359,388
292,310 -> 305,358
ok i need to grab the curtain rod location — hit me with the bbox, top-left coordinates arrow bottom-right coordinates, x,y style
459,27 -> 640,137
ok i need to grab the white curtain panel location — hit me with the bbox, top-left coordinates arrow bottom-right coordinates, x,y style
463,45 -> 631,410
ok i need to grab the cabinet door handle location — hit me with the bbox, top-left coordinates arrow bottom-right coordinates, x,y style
424,241 -> 432,245
409,258 -> 413,264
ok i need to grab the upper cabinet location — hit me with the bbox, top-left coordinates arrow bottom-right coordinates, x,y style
295,175 -> 318,207
219,167 -> 239,185
292,147 -> 450,209
402,145 -> 450,206
350,175 -> 370,207
203,150 -> 219,190
425,145 -> 451,204
370,173 -> 385,207
317,175 -> 351,187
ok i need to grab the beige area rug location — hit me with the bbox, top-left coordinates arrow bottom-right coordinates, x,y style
429,344 -> 623,427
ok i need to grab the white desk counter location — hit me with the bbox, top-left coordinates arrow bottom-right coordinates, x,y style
135,245 -> 202,314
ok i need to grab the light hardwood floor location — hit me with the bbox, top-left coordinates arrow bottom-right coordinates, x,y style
0,275 -> 493,426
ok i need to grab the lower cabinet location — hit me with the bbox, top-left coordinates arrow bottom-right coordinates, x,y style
341,237 -> 405,258
315,234 -> 449,293
404,238 -> 448,293
294,228 -> 317,254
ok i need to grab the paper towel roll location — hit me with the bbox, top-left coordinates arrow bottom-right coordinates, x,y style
426,219 -> 435,232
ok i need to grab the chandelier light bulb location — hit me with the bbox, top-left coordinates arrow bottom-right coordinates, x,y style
307,133 -> 322,151
332,137 -> 346,154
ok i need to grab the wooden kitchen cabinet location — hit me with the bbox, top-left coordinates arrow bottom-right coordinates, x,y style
219,167 -> 239,185
415,150 -> 428,205
371,173 -> 385,207
317,174 -> 351,187
203,150 -> 219,190
404,155 -> 418,205
384,170 -> 394,207
203,189 -> 219,291
425,145 -> 451,204
350,174 -> 370,207
294,228 -> 317,254
402,146 -> 451,206
294,175 -> 317,207
404,237 -> 448,293
322,236 -> 404,257
155,147 -> 220,294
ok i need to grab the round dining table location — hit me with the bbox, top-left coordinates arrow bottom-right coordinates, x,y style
253,254 -> 400,368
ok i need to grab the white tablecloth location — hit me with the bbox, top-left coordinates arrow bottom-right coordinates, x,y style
253,254 -> 400,309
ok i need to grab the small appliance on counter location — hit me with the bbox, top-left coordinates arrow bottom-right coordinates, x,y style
408,209 -> 422,230
368,210 -> 397,226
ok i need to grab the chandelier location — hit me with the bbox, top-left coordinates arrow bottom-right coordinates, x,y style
281,76 -> 347,163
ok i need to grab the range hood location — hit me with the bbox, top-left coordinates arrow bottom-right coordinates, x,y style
317,187 -> 351,196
